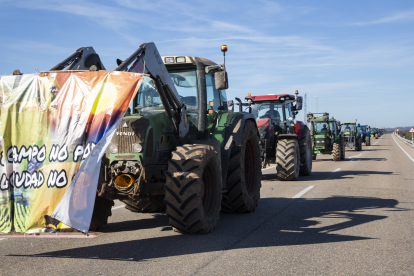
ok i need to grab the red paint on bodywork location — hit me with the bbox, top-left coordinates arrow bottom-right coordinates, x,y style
292,121 -> 304,139
256,118 -> 271,127
245,94 -> 294,101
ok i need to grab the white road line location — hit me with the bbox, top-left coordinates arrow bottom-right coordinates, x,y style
292,186 -> 314,198
332,168 -> 341,172
0,238 -> 6,241
262,166 -> 276,171
392,135 -> 414,163
111,205 -> 125,210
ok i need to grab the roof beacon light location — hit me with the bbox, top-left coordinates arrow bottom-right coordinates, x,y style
248,93 -> 251,96
295,90 -> 299,95
221,45 -> 227,72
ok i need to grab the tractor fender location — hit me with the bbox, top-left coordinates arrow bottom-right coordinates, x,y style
292,121 -> 306,139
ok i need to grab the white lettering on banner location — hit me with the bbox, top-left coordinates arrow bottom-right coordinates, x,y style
0,171 -> 45,191
47,170 -> 68,188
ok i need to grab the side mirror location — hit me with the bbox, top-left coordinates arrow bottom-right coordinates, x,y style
228,100 -> 234,112
293,96 -> 303,111
215,71 -> 228,90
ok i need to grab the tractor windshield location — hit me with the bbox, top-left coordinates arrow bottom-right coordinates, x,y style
341,124 -> 355,132
357,126 -> 367,132
250,101 -> 283,125
313,122 -> 329,134
130,76 -> 164,113
168,69 -> 198,110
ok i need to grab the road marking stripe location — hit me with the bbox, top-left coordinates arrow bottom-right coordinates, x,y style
111,205 -> 125,210
293,186 -> 314,198
392,135 -> 414,163
0,238 -> 6,241
262,166 -> 276,171
332,168 -> 341,172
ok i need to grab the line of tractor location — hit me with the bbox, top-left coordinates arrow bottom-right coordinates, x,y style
7,42 -> 387,234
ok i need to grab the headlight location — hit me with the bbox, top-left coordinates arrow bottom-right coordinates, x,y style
280,97 -> 285,101
164,57 -> 174,63
288,116 -> 293,121
132,143 -> 143,153
109,144 -> 118,154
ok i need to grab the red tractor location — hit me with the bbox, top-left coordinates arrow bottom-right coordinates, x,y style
242,91 -> 312,181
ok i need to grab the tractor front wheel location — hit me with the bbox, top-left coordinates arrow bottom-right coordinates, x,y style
340,137 -> 346,160
165,143 -> 222,234
276,139 -> 300,181
89,196 -> 114,231
122,196 -> 165,213
366,136 -> 371,146
222,120 -> 261,213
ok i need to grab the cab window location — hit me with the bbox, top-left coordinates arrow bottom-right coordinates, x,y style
206,73 -> 221,112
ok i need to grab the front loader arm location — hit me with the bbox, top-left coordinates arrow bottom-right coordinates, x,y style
115,42 -> 189,139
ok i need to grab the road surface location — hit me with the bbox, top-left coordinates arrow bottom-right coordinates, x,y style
1,134 -> 413,275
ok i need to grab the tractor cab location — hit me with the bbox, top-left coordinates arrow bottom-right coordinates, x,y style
341,122 -> 362,150
307,113 -> 344,161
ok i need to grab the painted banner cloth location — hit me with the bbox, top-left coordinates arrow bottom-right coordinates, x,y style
0,71 -> 142,233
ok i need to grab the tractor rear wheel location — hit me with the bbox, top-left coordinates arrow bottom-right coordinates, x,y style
299,126 -> 312,176
276,139 -> 300,181
333,143 -> 340,161
366,136 -> 371,146
122,196 -> 165,213
222,120 -> 261,213
89,196 -> 114,231
165,143 -> 222,234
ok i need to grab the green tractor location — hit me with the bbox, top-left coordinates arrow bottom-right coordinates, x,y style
49,43 -> 262,234
341,122 -> 362,151
307,113 -> 345,161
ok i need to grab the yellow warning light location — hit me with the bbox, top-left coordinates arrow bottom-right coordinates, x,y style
221,45 -> 228,52
295,90 -> 299,94
332,116 -> 334,119
248,93 -> 251,96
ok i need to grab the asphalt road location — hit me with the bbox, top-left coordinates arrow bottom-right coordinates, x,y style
1,134 -> 413,275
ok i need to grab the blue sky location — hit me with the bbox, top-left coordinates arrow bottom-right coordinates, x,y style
1,0 -> 413,127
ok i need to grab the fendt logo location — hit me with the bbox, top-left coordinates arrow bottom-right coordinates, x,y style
116,132 -> 134,136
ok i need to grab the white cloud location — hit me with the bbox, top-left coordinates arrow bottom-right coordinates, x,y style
352,9 -> 414,26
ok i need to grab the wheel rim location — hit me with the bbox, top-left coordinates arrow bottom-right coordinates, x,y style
202,165 -> 214,216
244,140 -> 256,195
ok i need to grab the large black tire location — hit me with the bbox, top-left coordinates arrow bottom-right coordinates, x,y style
276,139 -> 300,181
299,126 -> 312,176
89,196 -> 114,231
333,143 -> 340,161
366,136 -> 371,146
355,137 -> 360,151
375,133 -> 378,139
165,143 -> 222,234
122,196 -> 165,213
340,137 -> 346,160
222,120 -> 261,213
